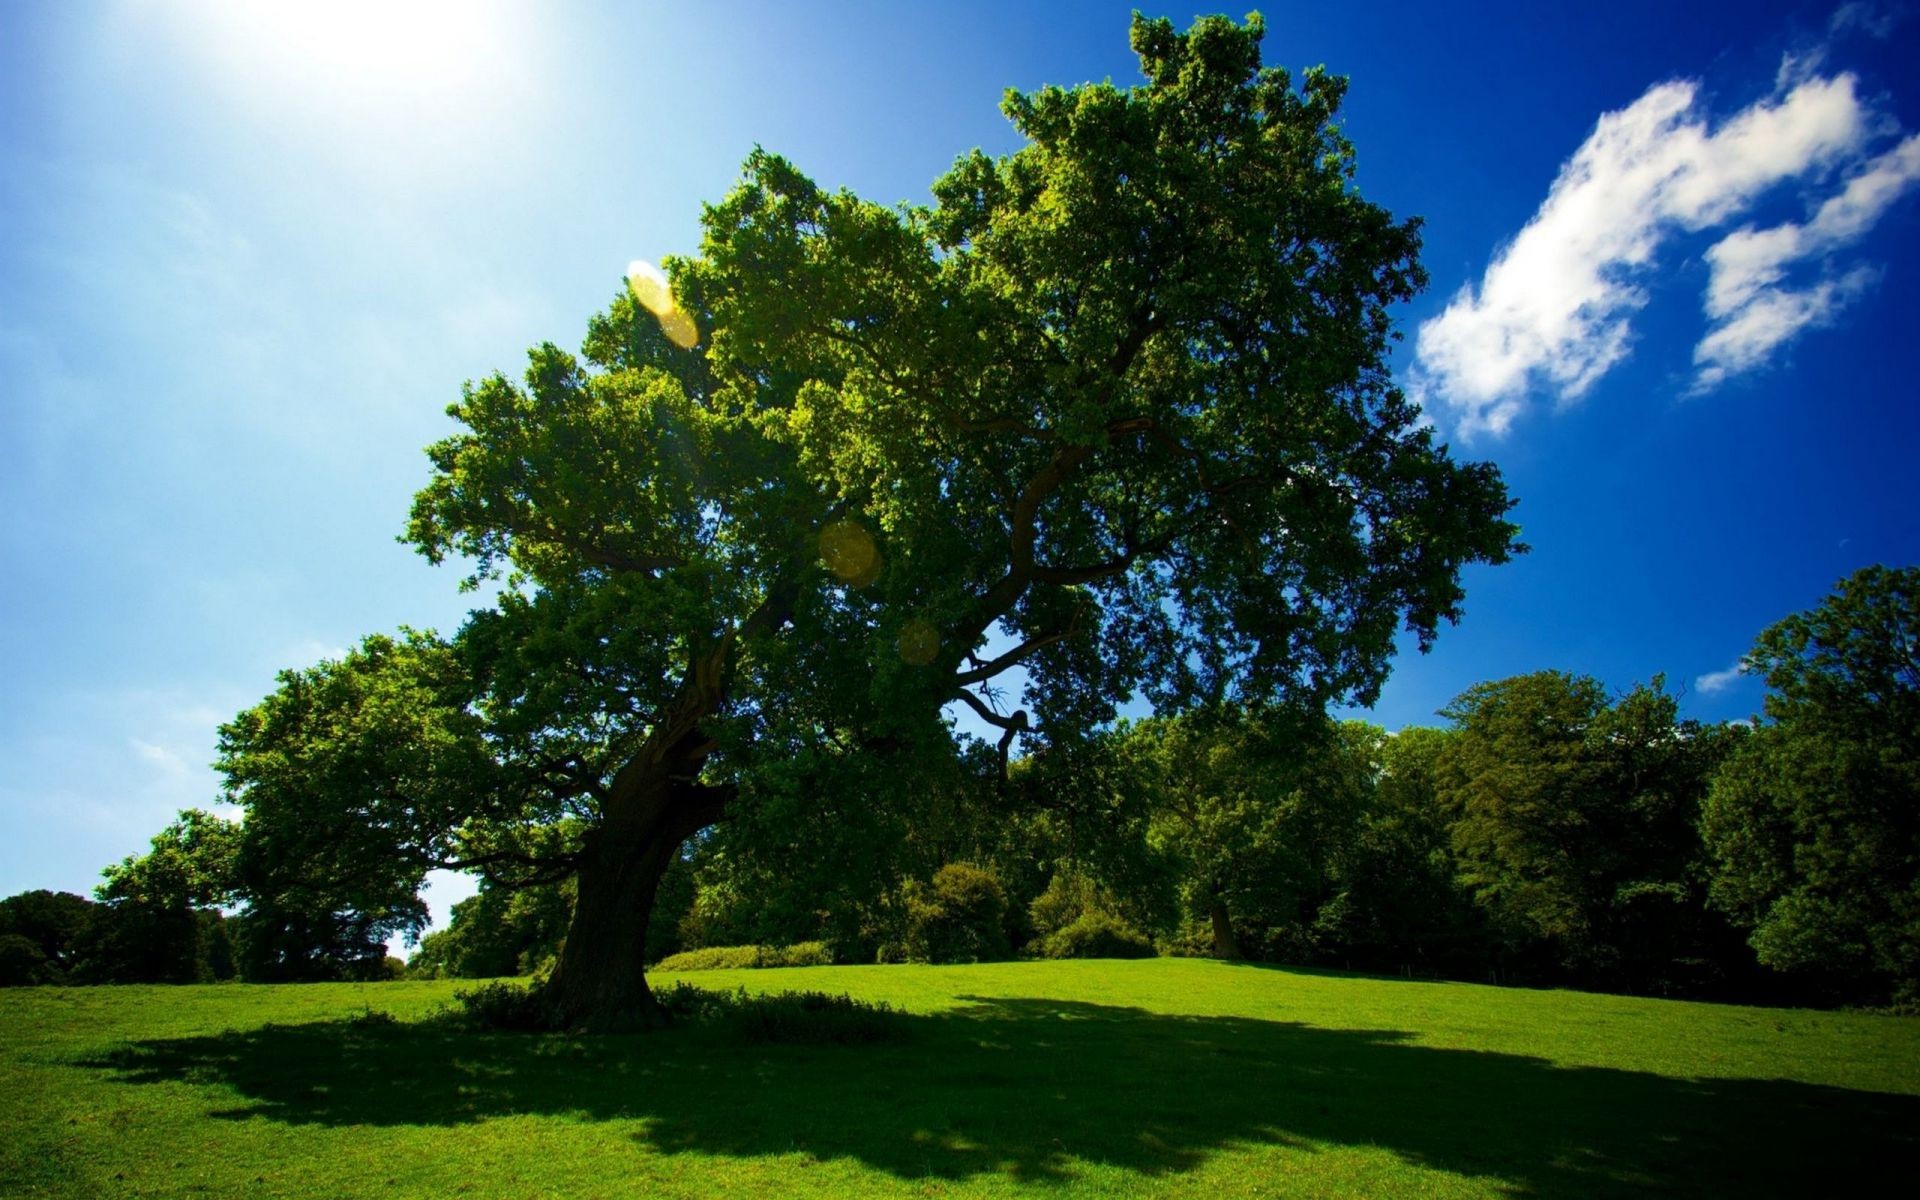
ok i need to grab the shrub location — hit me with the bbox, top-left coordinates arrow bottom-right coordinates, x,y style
349,1005 -> 399,1029
659,984 -> 908,1044
1028,872 -> 1094,941
453,980 -> 558,1032
655,945 -> 763,971
777,940 -> 833,966
904,864 -> 1010,963
653,941 -> 835,971
1031,910 -> 1156,960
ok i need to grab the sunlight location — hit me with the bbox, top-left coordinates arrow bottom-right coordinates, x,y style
155,0 -> 540,178
186,0 -> 499,94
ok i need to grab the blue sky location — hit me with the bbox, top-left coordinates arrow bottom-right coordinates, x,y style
2,1 -> 1915,937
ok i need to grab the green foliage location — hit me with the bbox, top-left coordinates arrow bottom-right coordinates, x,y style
1703,566 -> 1920,1002
216,632 -> 505,981
654,942 -> 834,971
1435,672 -> 1735,988
0,890 -> 94,983
408,880 -> 572,979
80,814 -> 244,984
360,11 -> 1519,1024
1024,870 -> 1155,958
452,979 -> 559,1032
1333,726 -> 1490,976
0,933 -> 51,987
1110,709 -> 1378,961
903,864 -> 1011,964
1026,870 -> 1103,941
1030,910 -> 1156,960
657,984 -> 909,1045
131,13 -> 1517,1024
97,809 -> 240,911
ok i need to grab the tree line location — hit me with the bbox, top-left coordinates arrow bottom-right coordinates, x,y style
11,565 -> 1910,1010
407,564 -> 1918,1009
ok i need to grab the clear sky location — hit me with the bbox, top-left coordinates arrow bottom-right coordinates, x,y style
3,1 -> 1915,940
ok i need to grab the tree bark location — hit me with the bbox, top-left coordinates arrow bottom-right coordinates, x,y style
543,765 -> 727,1032
1209,886 -> 1241,961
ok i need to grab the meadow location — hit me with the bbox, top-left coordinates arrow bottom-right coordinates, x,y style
3,958 -> 1915,1198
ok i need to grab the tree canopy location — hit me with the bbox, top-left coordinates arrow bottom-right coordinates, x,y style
1703,565 -> 1920,1001
218,13 -> 1519,1028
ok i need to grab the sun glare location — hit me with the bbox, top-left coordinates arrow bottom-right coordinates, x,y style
627,260 -> 701,349
191,0 -> 501,93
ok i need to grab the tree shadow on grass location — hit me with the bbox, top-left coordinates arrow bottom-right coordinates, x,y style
84,997 -> 1915,1196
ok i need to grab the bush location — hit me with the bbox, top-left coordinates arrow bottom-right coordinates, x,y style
452,980 -> 558,1032
655,945 -> 763,970
1031,910 -> 1156,960
659,984 -> 907,1044
778,940 -> 833,966
349,1005 -> 399,1029
904,864 -> 1010,964
653,941 -> 834,971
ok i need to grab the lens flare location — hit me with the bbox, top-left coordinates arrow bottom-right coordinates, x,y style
818,520 -> 881,587
626,259 -> 701,349
658,307 -> 700,350
625,259 -> 673,316
898,619 -> 940,666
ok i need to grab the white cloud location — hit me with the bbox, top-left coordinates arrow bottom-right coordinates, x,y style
1412,58 -> 1911,437
1696,662 -> 1747,695
1693,135 -> 1920,388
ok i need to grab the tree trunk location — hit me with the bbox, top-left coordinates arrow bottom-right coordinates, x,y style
1208,885 -> 1241,960
543,766 -> 726,1032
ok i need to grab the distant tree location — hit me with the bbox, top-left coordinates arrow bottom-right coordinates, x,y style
1435,673 -> 1735,989
1702,565 -> 1920,1003
87,809 -> 242,983
1111,709 -> 1376,961
0,890 -> 95,983
409,880 -> 573,979
0,934 -> 51,987
214,631 -> 508,981
1333,726 -> 1491,976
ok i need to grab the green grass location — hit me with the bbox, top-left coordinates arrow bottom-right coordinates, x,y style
3,959 -> 1916,1198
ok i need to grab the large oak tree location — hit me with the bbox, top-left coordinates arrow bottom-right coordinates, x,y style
223,14 -> 1519,1029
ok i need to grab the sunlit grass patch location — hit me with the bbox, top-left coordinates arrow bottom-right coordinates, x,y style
3,959 -> 1917,1198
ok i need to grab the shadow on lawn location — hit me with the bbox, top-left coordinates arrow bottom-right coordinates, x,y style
85,996 -> 1914,1196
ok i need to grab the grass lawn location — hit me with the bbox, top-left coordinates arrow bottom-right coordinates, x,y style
2,958 -> 1916,1198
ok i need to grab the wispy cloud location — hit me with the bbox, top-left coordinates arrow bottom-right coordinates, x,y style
1413,39 -> 1913,437
1696,662 -> 1748,695
1829,1 -> 1904,39
1693,134 -> 1920,389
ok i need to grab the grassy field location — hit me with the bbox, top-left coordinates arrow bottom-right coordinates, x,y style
3,959 -> 1916,1198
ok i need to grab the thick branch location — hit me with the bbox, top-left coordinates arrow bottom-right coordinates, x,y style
953,687 -> 1027,733
954,631 -> 1071,686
